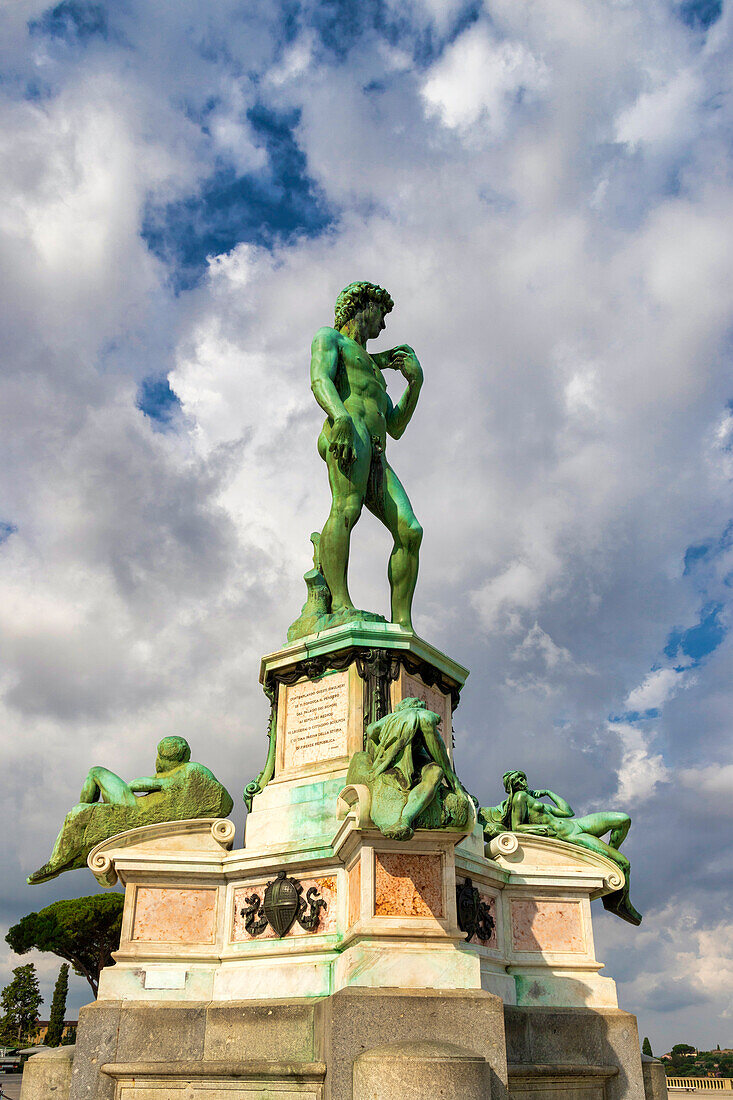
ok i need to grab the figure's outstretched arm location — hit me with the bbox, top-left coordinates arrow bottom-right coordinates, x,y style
533,789 -> 574,818
128,777 -> 163,793
384,346 -> 423,439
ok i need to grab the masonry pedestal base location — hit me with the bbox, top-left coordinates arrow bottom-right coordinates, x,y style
54,989 -> 659,1100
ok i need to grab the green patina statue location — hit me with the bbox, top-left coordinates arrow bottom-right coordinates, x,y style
480,769 -> 641,926
346,697 -> 473,839
288,281 -> 423,641
28,737 -> 233,885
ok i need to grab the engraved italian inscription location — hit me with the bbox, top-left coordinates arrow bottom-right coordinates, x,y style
283,671 -> 350,772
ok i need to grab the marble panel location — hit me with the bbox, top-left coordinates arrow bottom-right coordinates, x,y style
374,852 -> 443,918
232,875 -> 337,940
511,899 -> 585,953
348,858 -> 361,928
132,887 -> 217,944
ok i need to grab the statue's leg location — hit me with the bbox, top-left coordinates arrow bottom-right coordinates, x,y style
564,830 -> 641,926
366,463 -> 422,630
400,764 -> 444,830
572,811 -> 631,849
80,766 -> 137,807
318,431 -> 370,613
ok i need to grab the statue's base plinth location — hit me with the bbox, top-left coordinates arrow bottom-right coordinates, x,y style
64,988 -> 653,1100
88,817 -> 622,1011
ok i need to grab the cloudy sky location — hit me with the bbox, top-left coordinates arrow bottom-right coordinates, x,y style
1,0 -> 731,1053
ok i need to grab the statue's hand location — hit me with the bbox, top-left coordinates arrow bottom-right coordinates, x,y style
388,345 -> 423,384
530,789 -> 547,799
329,415 -> 358,473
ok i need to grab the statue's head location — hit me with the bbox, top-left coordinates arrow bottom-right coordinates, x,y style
503,769 -> 528,793
156,736 -> 191,773
393,697 -> 427,712
335,281 -> 393,340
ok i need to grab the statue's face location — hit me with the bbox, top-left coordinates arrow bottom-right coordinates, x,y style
504,771 -> 528,793
363,300 -> 387,341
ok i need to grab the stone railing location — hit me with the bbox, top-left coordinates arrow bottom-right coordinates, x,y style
667,1079 -> 733,1090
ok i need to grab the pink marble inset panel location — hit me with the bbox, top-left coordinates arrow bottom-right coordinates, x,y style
511,899 -> 585,953
458,881 -> 498,948
132,887 -> 217,944
348,859 -> 361,928
232,875 -> 337,941
374,852 -> 443,918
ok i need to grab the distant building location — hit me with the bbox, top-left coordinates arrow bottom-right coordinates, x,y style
30,1020 -> 77,1044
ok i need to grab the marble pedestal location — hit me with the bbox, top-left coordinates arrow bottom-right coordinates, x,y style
47,626 -> 656,1100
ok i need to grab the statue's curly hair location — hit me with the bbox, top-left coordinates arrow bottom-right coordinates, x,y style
157,736 -> 191,763
334,281 -> 394,332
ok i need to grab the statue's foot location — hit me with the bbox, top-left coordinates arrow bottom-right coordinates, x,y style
383,821 -> 414,840
602,889 -> 642,926
27,862 -> 60,885
328,606 -> 387,628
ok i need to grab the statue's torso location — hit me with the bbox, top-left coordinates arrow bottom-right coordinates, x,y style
327,332 -> 390,444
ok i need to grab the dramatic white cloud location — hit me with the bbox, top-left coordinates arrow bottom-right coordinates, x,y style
625,668 -> 697,713
0,0 -> 730,1051
421,23 -> 549,136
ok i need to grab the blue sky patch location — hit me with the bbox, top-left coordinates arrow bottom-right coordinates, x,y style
136,376 -> 182,425
141,105 -> 333,290
677,0 -> 723,30
664,602 -> 726,664
29,1 -> 108,42
0,521 -> 18,545
308,0 -> 480,69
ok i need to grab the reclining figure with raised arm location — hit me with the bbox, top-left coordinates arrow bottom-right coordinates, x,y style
28,736 -> 233,885
480,769 -> 641,926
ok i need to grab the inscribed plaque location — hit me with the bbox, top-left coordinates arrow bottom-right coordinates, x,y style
282,671 -> 350,773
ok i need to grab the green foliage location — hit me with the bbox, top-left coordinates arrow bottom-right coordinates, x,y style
61,1025 -> 76,1046
45,964 -> 69,1046
642,1037 -> 653,1057
0,964 -> 42,1045
664,1044 -> 733,1079
6,893 -> 124,996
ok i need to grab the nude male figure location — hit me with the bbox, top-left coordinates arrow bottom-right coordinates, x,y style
310,281 -> 423,631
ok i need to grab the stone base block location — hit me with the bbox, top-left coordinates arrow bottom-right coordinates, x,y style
20,1045 -> 74,1100
505,1006 -> 646,1100
641,1056 -> 669,1100
353,1040 -> 489,1100
66,990 -> 649,1100
318,988 -> 507,1100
